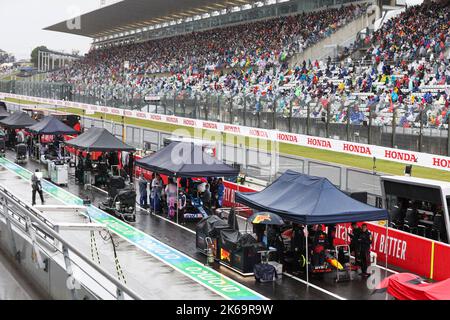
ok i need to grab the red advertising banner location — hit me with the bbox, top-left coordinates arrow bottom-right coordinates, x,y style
432,242 -> 450,280
223,181 -> 254,214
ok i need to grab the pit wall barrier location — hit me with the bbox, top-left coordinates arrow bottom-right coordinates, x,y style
3,93 -> 450,172
223,180 -> 450,281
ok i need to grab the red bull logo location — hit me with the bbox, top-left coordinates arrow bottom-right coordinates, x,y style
253,215 -> 271,224
220,248 -> 231,262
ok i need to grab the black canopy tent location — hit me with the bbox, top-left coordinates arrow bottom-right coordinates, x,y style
0,110 -> 10,120
135,141 -> 239,177
0,111 -> 37,129
26,116 -> 80,160
64,127 -> 135,152
235,170 -> 389,284
135,141 -> 239,223
64,127 -> 135,189
27,116 -> 79,135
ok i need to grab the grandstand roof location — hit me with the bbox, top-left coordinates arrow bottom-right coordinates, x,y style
45,0 -> 256,38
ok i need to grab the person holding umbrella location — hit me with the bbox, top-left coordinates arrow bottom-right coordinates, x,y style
247,211 -> 284,245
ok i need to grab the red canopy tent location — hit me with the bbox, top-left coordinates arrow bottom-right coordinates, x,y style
377,273 -> 450,300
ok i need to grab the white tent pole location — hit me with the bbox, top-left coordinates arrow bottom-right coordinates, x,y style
385,221 -> 389,300
152,172 -> 156,215
176,174 -> 179,225
305,225 -> 309,286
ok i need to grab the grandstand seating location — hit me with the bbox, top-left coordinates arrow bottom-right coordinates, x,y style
46,2 -> 450,130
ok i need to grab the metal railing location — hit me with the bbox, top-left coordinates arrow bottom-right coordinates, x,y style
0,183 -> 143,300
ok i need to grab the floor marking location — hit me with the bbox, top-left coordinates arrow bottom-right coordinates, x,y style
0,158 -> 267,301
282,272 -> 346,300
138,205 -> 356,300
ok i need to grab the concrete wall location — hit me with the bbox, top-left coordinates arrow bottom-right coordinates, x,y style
0,217 -> 98,300
290,11 -> 376,65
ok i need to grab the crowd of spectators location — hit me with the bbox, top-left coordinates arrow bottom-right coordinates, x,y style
46,2 -> 450,130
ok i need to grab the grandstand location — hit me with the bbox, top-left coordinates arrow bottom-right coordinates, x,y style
2,0 -> 450,155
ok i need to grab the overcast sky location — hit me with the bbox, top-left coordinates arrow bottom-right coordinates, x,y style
0,0 -> 121,60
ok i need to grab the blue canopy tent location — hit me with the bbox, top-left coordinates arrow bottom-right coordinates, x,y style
27,116 -> 79,135
135,141 -> 239,223
135,141 -> 239,178
235,170 -> 389,284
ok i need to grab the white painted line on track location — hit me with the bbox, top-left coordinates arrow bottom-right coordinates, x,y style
282,272 -> 346,300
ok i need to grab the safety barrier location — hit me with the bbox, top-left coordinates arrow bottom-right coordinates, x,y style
2,93 -> 450,172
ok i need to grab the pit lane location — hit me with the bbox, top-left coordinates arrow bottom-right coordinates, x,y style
0,150 -> 394,300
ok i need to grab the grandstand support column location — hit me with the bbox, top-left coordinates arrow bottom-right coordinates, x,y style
306,102 -> 311,136
272,100 -> 276,130
182,96 -> 186,118
346,103 -> 351,141
243,98 -> 247,127
172,94 -> 176,117
447,116 -> 450,157
229,97 -> 233,124
419,109 -> 424,152
217,96 -> 221,122
368,107 -> 373,145
122,116 -> 125,143
391,107 -> 396,148
257,111 -> 261,129
326,102 -> 330,139
376,0 -> 383,20
205,96 -> 209,121
82,109 -> 85,130
163,95 -> 167,115
288,100 -> 293,133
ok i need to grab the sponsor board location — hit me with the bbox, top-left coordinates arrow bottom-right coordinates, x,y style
0,157 -> 266,300
4,93 -> 450,172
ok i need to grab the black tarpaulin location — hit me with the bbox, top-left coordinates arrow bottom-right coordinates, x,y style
27,116 -> 79,135
219,229 -> 241,251
196,215 -> 229,238
0,111 -> 37,129
64,127 -> 135,152
235,170 -> 388,224
135,141 -> 239,177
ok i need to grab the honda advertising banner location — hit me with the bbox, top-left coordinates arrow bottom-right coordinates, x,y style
5,93 -> 450,172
